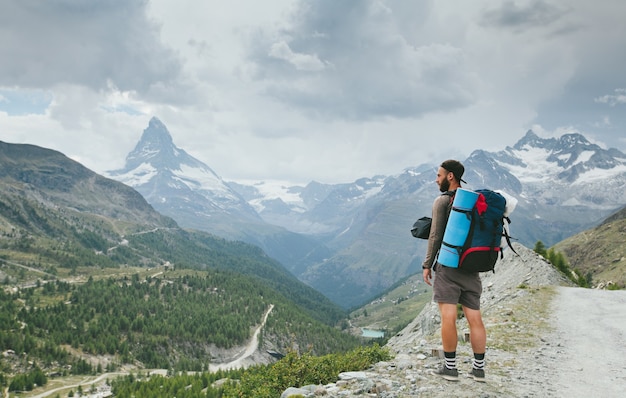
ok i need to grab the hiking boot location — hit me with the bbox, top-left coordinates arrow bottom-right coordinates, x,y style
470,367 -> 485,382
433,366 -> 459,381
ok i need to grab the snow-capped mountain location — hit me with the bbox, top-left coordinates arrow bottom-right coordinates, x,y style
107,117 -> 261,234
227,130 -> 626,307
106,118 -> 329,281
106,118 -> 626,308
490,130 -> 626,207
228,176 -> 397,238
456,131 -> 626,252
247,130 -> 626,241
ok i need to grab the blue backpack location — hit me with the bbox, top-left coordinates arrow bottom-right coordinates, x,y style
445,189 -> 517,273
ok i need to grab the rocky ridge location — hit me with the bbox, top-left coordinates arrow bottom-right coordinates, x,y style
281,244 -> 576,397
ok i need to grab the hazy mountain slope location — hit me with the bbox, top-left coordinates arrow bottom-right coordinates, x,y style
106,117 -> 330,278
0,140 -> 174,228
553,204 -> 626,288
107,121 -> 626,309
0,140 -> 345,326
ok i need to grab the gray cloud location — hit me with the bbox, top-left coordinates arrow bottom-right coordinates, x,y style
3,0 -> 626,185
247,0 -> 478,121
0,0 -> 181,96
480,0 -> 569,30
482,0 -> 626,151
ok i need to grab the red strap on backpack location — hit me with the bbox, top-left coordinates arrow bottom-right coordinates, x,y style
476,193 -> 488,215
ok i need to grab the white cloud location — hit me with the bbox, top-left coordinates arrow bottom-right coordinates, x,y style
594,89 -> 626,106
247,1 -> 480,121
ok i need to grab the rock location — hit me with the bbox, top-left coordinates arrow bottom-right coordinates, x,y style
281,386 -> 313,398
279,245 -> 577,397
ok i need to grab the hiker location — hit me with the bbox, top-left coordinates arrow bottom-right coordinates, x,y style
422,159 -> 486,382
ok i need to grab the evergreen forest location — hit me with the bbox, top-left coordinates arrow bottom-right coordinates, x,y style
0,144 -> 379,395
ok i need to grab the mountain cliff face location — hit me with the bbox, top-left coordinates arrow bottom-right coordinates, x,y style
107,117 -> 260,228
106,117 -> 330,276
107,119 -> 626,308
0,139 -> 347,326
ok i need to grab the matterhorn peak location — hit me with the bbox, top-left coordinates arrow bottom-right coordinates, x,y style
121,116 -> 183,172
106,117 -> 261,237
140,117 -> 174,148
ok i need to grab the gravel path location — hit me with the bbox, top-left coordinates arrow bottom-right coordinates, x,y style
528,286 -> 626,397
209,304 -> 274,372
308,245 -> 626,397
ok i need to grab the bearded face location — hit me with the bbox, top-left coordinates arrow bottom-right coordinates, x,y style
439,175 -> 450,192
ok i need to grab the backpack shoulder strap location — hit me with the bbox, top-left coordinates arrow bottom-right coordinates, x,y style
442,190 -> 455,213
502,216 -> 521,258
442,190 -> 455,203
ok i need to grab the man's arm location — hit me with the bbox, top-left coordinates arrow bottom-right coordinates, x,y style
422,195 -> 450,284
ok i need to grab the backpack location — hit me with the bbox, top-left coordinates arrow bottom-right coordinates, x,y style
440,189 -> 517,273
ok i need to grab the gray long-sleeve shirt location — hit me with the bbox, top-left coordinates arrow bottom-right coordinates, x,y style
421,192 -> 454,269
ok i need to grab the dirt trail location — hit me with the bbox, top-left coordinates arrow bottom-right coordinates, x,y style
538,286 -> 626,397
385,245 -> 626,397
208,304 -> 274,372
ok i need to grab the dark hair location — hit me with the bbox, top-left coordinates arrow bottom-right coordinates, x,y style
441,159 -> 467,184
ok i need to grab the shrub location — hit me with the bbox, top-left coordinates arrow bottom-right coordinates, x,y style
222,344 -> 390,398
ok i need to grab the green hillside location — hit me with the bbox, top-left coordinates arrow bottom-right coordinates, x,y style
348,273 -> 432,339
0,141 -> 365,394
553,205 -> 626,289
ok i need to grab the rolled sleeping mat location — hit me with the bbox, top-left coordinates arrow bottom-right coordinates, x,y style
438,188 -> 479,268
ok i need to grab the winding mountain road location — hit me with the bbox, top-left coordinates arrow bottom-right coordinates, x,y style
28,304 -> 275,397
209,304 -> 274,372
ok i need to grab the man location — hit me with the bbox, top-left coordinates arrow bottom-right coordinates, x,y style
422,159 -> 486,382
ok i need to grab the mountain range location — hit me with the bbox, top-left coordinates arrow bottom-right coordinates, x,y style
3,122 -> 624,395
105,118 -> 626,308
0,139 -> 352,349
107,118 -> 327,280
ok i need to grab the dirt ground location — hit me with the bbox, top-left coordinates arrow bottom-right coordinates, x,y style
385,245 -> 626,397
516,286 -> 626,397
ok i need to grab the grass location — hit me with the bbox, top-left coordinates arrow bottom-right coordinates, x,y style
485,286 -> 555,352
349,274 -> 432,337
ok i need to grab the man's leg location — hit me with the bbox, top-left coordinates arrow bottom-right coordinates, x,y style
462,306 -> 486,353
463,306 -> 486,381
439,302 -> 459,352
434,302 -> 460,381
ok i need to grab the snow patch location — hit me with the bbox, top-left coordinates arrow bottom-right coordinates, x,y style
112,162 -> 158,185
574,150 -> 595,164
574,164 -> 626,184
500,147 -> 557,183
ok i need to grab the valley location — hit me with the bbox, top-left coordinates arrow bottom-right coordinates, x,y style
103,121 -> 626,308
2,125 -> 626,396
348,273 -> 431,339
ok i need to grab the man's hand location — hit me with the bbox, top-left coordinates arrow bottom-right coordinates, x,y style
423,268 -> 432,286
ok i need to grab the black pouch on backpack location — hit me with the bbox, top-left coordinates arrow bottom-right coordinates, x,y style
459,248 -> 500,273
411,216 -> 432,239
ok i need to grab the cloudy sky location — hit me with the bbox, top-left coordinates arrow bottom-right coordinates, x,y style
1,0 -> 625,185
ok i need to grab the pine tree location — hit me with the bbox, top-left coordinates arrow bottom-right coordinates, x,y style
533,241 -> 547,257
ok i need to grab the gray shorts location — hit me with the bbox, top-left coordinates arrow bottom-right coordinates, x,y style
433,263 -> 482,310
